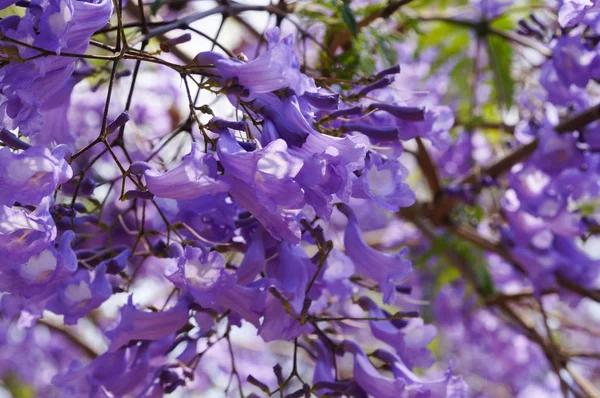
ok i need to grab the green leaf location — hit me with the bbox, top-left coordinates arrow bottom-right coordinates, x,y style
449,57 -> 474,120
4,374 -> 35,398
435,266 -> 461,291
341,3 -> 359,38
150,0 -> 165,16
485,35 -> 515,109
356,3 -> 386,18
372,29 -> 398,66
577,200 -> 600,216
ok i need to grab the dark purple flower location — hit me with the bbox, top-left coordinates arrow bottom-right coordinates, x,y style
0,145 -> 72,206
202,27 -> 314,97
106,295 -> 190,351
167,246 -> 235,306
218,132 -> 305,242
236,228 -> 266,285
53,344 -> 154,397
46,264 -> 112,325
352,153 -> 416,211
0,230 -> 77,300
0,200 -> 56,264
558,0 -> 596,27
338,204 -> 412,303
553,35 -> 595,89
144,143 -> 230,200
358,296 -> 436,369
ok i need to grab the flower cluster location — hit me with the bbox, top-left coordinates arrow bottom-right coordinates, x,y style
0,0 -> 469,395
2,0 -> 600,396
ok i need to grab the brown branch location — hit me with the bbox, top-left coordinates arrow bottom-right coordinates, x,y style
415,137 -> 442,196
457,139 -> 538,185
38,319 -> 100,359
130,3 -> 271,46
457,102 -> 600,186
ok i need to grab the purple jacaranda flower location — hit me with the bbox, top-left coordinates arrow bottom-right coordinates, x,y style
303,91 -> 339,110
33,0 -> 76,53
338,204 -> 412,303
355,76 -> 395,98
46,264 -> 112,325
266,242 -> 314,302
341,122 -> 402,141
206,116 -> 247,132
506,165 -> 584,236
341,105 -> 453,149
144,143 -> 230,200
218,132 -> 305,242
358,296 -> 436,369
394,106 -> 454,149
90,246 -> 131,274
552,35 -> 596,89
558,0 -> 596,27
344,341 -> 468,398
258,290 -> 311,342
166,245 -> 267,326
324,105 -> 363,121
106,295 -> 191,352
36,75 -> 82,147
339,204 -> 412,303
0,0 -> 17,9
435,132 -> 474,178
198,27 -> 314,97
367,103 -> 425,122
531,129 -> 584,177
216,282 -> 266,328
254,95 -> 315,147
218,133 -> 304,207
0,230 -> 76,299
292,133 -> 369,219
352,152 -> 415,212
501,203 -> 592,291
166,246 -> 235,307
53,344 -> 155,397
554,235 -> 600,289
0,144 -> 71,206
342,340 -> 411,397
0,0 -> 112,140
236,227 -> 266,285
312,338 -> 338,385
166,193 -> 238,244
0,200 -> 56,265
320,248 -> 355,299
374,349 -> 468,398
434,283 -> 549,394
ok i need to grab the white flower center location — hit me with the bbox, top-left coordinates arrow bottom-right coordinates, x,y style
257,152 -> 292,179
64,281 -> 92,304
48,3 -> 72,36
7,157 -> 53,185
367,167 -> 395,197
185,260 -> 220,287
21,250 -> 57,282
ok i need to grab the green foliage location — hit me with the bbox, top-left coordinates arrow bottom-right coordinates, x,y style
576,200 -> 600,217
0,5 -> 25,18
150,0 -> 165,16
485,34 -> 515,110
3,374 -> 35,398
341,1 -> 359,38
417,232 -> 495,296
